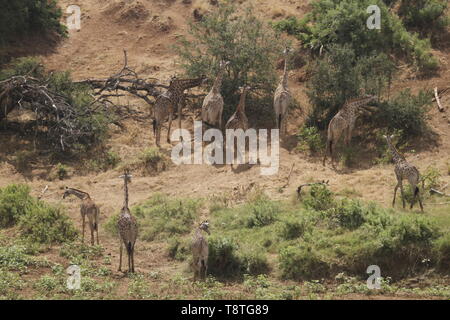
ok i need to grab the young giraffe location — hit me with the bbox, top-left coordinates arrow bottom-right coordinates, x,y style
322,92 -> 377,166
201,60 -> 230,131
63,187 -> 99,245
117,170 -> 138,273
192,220 -> 210,281
273,47 -> 292,137
152,75 -> 207,147
384,135 -> 424,211
225,86 -> 250,169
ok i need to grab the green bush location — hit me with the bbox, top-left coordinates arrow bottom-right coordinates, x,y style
296,126 -> 324,154
246,196 -> 279,228
280,216 -> 311,240
279,245 -> 328,280
207,236 -> 242,278
376,89 -> 431,138
175,0 -> 285,122
18,203 -> 78,244
331,199 -> 367,230
0,0 -> 66,45
0,184 -> 34,228
399,0 -> 449,41
167,237 -> 190,261
433,233 -> 450,270
274,0 -> 438,72
306,44 -> 394,128
239,248 -> 270,276
303,184 -> 335,211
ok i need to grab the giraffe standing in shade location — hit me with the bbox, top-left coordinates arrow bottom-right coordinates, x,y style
192,220 -> 210,281
201,60 -> 230,131
225,86 -> 251,170
152,75 -> 207,147
117,170 -> 138,273
384,135 -> 424,211
63,187 -> 99,245
323,92 -> 377,166
273,47 -> 292,137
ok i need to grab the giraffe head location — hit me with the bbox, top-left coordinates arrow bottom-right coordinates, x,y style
63,186 -> 70,199
219,60 -> 230,68
283,47 -> 293,55
119,170 -> 132,184
199,220 -> 210,234
239,85 -> 251,93
383,134 -> 395,144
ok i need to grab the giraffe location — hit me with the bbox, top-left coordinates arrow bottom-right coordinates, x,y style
384,134 -> 424,211
322,93 -> 377,166
117,170 -> 138,273
201,60 -> 230,131
192,220 -> 210,281
273,47 -> 292,137
225,86 -> 250,170
63,187 -> 99,245
152,75 -> 207,147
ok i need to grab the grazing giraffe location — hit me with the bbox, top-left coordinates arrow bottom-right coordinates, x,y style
192,220 -> 210,281
225,86 -> 250,169
63,187 -> 99,245
117,170 -> 138,273
152,75 -> 207,147
384,135 -> 424,211
273,47 -> 292,137
201,60 -> 230,131
322,93 -> 377,166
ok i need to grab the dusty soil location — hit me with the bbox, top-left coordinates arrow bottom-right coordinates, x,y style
1,0 -> 449,300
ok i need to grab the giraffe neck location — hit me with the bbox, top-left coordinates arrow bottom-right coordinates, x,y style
170,77 -> 204,93
237,88 -> 248,113
66,188 -> 90,200
123,177 -> 129,210
386,139 -> 405,164
212,67 -> 226,94
282,56 -> 289,88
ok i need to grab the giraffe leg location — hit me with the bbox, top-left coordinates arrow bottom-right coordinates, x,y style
167,112 -> 173,143
399,183 -> 406,209
82,215 -> 85,244
128,249 -> 132,273
131,247 -> 135,273
392,183 -> 399,207
90,224 -> 94,246
178,104 -> 184,142
118,241 -> 123,272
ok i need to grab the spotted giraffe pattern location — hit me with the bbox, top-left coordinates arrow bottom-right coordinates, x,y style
117,170 -> 138,273
273,48 -> 292,137
384,135 -> 423,211
192,221 -> 209,281
153,75 -> 207,147
323,94 -> 377,166
63,187 -> 99,245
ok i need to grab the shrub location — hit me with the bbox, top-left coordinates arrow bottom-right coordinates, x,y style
0,184 -> 34,228
303,184 -> 335,211
239,248 -> 270,276
331,199 -> 367,230
274,0 -> 438,72
175,0 -> 285,123
279,245 -> 328,280
0,0 -> 66,45
207,236 -> 241,278
376,89 -> 432,138
433,233 -> 450,270
55,163 -> 69,180
296,126 -> 324,154
279,216 -> 311,240
306,45 -> 394,128
246,196 -> 279,228
138,148 -> 167,173
398,0 -> 449,41
18,203 -> 78,244
167,237 -> 190,261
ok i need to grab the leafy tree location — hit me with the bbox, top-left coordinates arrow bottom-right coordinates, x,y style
175,0 -> 286,123
272,0 -> 438,72
0,0 -> 66,45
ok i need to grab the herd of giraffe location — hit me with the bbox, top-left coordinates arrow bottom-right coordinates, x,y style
60,48 -> 424,276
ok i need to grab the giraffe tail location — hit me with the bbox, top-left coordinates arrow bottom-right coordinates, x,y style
278,114 -> 282,130
414,186 -> 420,197
127,241 -> 133,255
323,139 -> 332,166
93,222 -> 97,231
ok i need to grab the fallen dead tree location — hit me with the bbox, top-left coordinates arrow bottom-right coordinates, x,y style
0,74 -> 110,151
